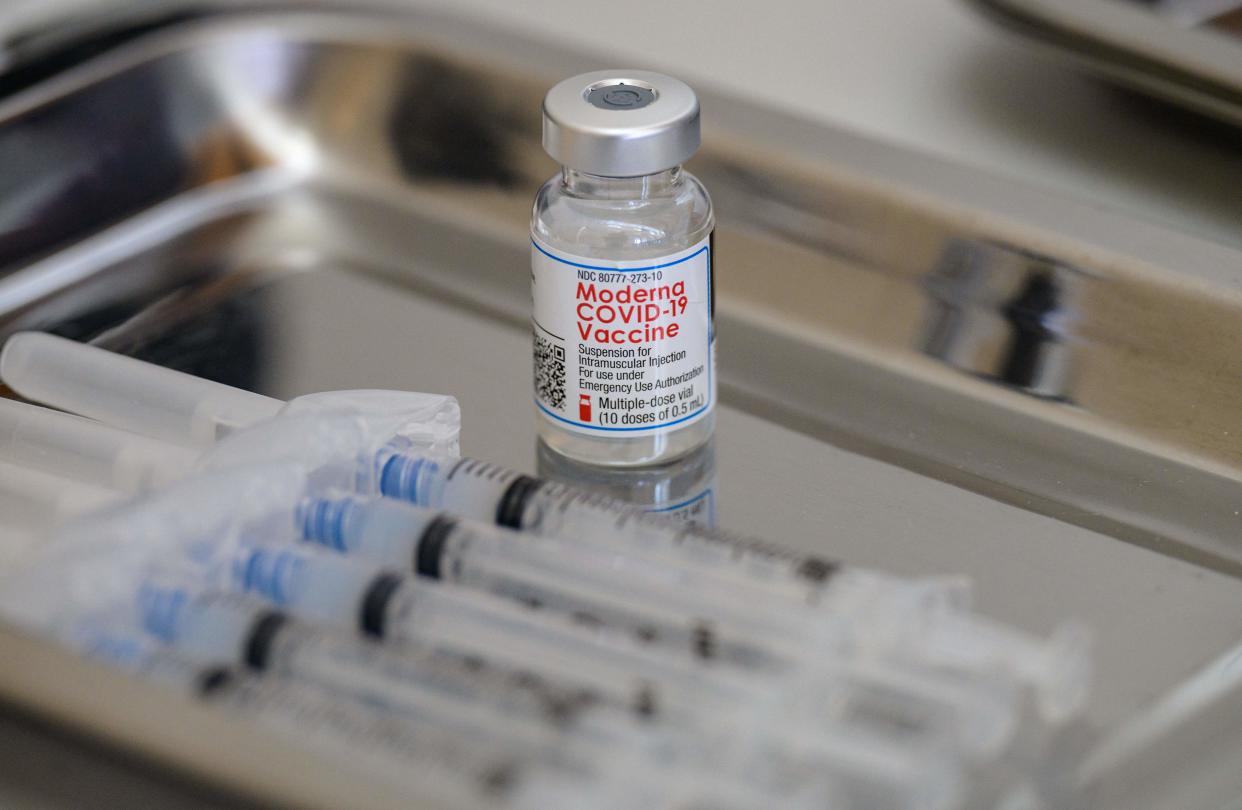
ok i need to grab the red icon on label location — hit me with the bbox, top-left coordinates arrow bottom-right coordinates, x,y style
579,394 -> 592,422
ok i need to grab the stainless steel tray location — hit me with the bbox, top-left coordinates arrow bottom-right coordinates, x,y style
2,5 -> 1242,808
965,0 -> 1242,127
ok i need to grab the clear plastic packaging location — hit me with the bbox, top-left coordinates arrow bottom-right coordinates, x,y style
199,411 -> 401,494
0,395 -> 455,504
0,458 -> 120,530
0,397 -> 196,493
0,463 -> 310,635
0,331 -> 460,453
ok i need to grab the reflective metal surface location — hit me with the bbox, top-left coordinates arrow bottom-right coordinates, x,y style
1,4 -> 1242,808
966,0 -> 1242,127
1,7 -> 1241,574
920,240 -> 1087,400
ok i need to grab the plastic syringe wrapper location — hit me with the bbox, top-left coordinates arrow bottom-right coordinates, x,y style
0,331 -> 461,454
0,397 -> 197,494
0,463 -> 309,638
0,385 -> 459,502
199,411 -> 403,494
0,458 -> 119,531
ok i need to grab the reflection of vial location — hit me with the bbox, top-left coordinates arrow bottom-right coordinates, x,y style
537,437 -> 717,528
532,71 -> 715,467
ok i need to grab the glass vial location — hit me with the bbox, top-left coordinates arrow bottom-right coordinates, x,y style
532,71 -> 715,467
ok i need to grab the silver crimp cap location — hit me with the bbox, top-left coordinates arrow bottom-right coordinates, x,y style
542,70 -> 701,177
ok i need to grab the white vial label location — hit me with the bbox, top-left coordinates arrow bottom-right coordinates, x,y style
532,235 -> 714,436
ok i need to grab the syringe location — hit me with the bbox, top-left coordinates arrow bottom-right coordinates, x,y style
380,453 -> 880,601
138,585 -> 648,750
3,343 -> 935,632
133,586 -> 890,808
0,337 -> 1086,711
26,451 -> 1020,766
297,492 -> 801,668
21,444 -> 1038,760
77,631 -> 634,810
229,542 -> 767,721
293,494 -> 1020,760
0,459 -> 116,569
11,533 -> 943,807
7,469 -> 965,810
0,416 -> 797,676
226,545 -> 965,808
97,646 -> 841,810
0,331 -> 460,453
0,397 -> 197,493
17,430 -> 1079,737
0,457 -> 121,531
377,454 -> 1090,720
6,533 -> 832,809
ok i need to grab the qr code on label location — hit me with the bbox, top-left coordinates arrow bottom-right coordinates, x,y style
534,334 -> 566,410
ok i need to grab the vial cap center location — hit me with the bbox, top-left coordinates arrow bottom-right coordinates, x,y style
586,83 -> 656,111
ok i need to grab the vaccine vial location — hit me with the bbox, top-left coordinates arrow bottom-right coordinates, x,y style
532,71 -> 715,467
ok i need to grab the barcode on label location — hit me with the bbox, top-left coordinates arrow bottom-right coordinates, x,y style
534,334 -> 566,411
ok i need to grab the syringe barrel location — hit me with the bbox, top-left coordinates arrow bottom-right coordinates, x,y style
264,620 -> 626,741
192,663 -> 558,809
0,526 -> 36,569
79,634 -> 552,809
295,496 -> 800,669
231,546 -> 380,631
296,494 -> 436,567
0,459 -> 120,530
910,612 -> 1091,722
183,542 -> 1020,763
378,454 -> 841,603
233,546 -> 757,718
140,586 -> 258,665
0,398 -> 196,492
141,584 -> 619,750
0,332 -> 284,447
